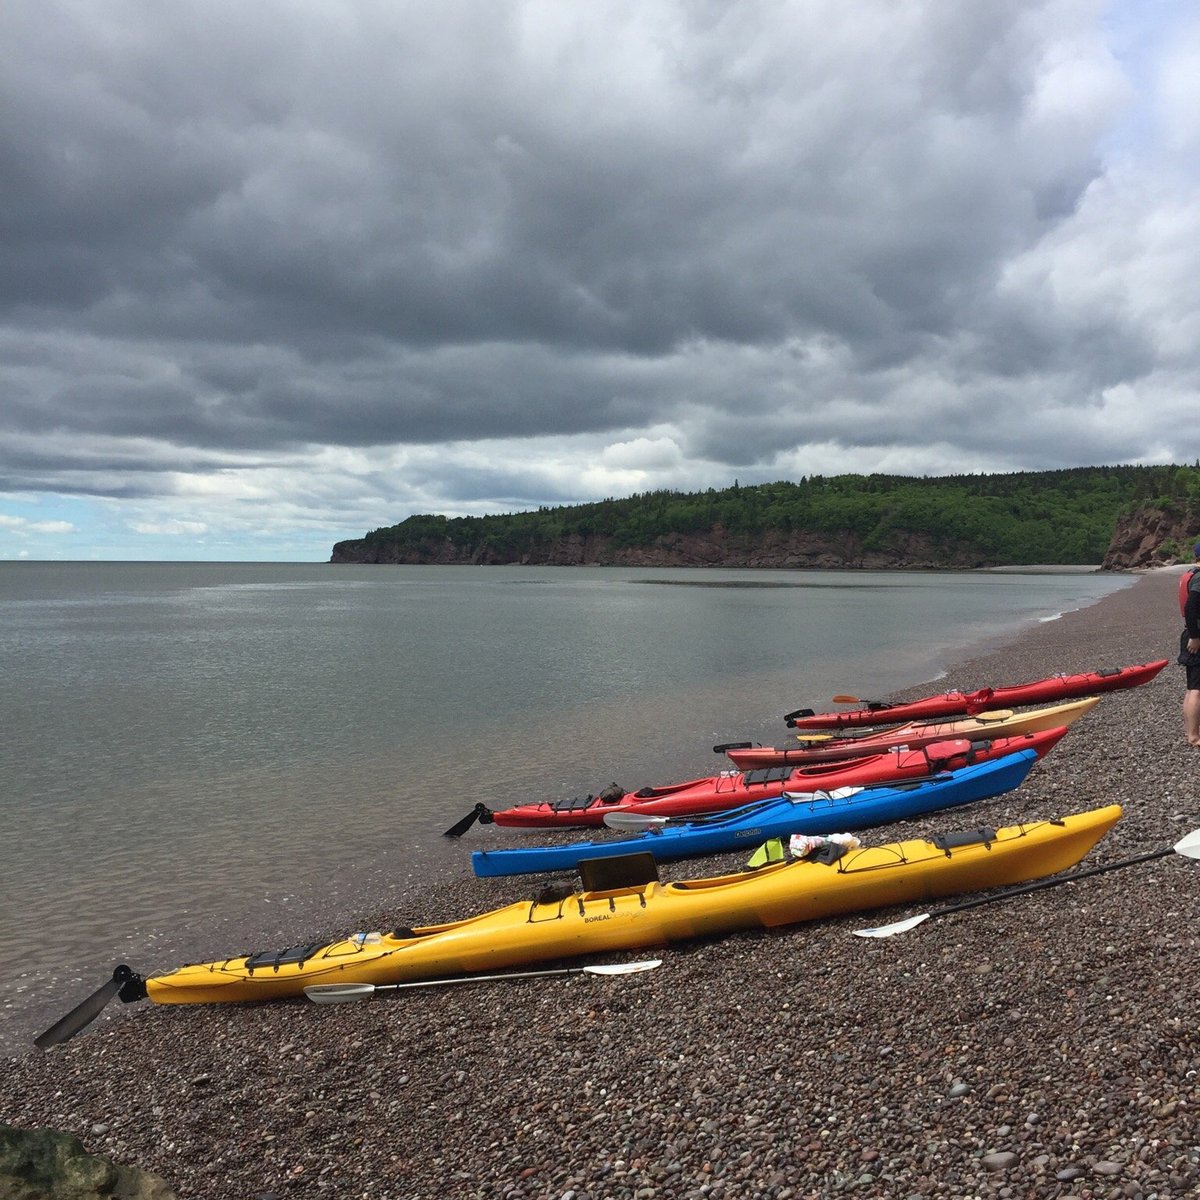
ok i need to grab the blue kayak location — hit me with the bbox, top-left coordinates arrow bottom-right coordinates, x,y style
471,749 -> 1037,878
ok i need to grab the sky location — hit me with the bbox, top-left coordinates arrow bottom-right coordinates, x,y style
2,1 -> 1199,562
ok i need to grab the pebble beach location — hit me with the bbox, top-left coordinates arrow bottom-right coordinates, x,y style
5,568 -> 1199,1200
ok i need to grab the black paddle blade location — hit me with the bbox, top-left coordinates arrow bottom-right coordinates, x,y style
442,802 -> 493,838
34,964 -> 138,1049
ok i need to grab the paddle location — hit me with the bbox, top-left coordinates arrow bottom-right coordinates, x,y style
34,965 -> 144,1049
783,702 -> 895,726
604,811 -> 670,831
827,687 -> 995,711
443,802 -> 495,838
853,827 -> 1200,938
303,958 -> 663,1003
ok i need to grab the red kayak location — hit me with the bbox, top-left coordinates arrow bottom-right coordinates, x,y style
783,659 -> 1168,731
442,728 -> 1066,833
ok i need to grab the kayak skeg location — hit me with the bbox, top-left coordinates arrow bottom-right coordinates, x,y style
783,659 -> 1168,731
139,803 -> 1121,1005
723,697 -> 1099,770
471,747 -> 1039,878
481,728 -> 1066,830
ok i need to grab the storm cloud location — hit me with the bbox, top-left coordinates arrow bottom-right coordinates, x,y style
2,0 -> 1198,558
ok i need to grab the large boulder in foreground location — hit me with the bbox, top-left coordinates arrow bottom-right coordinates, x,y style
0,1125 -> 177,1200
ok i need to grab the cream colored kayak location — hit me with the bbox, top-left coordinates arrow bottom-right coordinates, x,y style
724,696 -> 1101,768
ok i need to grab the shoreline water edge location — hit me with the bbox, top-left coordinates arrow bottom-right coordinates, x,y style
6,569 -> 1199,1199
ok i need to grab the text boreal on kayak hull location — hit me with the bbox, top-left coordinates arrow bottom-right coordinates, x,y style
724,697 -> 1099,770
784,660 -> 1168,731
471,748 -> 1039,878
490,728 -> 1066,829
144,803 -> 1121,1005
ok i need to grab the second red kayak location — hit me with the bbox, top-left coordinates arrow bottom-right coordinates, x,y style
445,727 -> 1066,832
783,659 -> 1167,731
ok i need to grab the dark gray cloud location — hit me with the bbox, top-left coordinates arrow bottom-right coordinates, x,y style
2,0 -> 1198,558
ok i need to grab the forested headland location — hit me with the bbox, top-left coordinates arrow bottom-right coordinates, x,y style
331,465 -> 1200,570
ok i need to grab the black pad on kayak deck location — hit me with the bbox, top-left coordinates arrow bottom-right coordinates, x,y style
578,852 -> 659,892
741,766 -> 792,786
808,841 -> 850,866
243,943 -> 327,971
551,793 -> 600,813
929,826 -> 997,855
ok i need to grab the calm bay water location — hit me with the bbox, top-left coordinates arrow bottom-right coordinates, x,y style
1,561 -> 1133,1054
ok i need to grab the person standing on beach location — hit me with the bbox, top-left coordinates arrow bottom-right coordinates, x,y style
1181,542 -> 1200,746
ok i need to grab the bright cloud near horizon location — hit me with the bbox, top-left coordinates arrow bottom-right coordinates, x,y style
2,0 -> 1199,561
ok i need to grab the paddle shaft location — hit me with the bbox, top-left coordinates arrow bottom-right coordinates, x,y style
924,844 -> 1176,920
375,965 -> 596,990
306,959 -> 662,1002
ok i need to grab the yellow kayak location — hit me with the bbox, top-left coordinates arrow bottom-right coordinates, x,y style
145,804 -> 1121,1005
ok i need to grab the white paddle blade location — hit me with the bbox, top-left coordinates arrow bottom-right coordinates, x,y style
304,983 -> 377,1004
1172,828 -> 1200,859
603,812 -> 669,830
583,959 -> 662,975
852,912 -> 932,939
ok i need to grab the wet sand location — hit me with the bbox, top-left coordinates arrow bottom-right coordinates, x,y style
5,569 -> 1198,1200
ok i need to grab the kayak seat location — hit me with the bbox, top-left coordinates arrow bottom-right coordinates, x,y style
929,826 -> 997,857
243,943 -> 327,972
578,852 -> 659,893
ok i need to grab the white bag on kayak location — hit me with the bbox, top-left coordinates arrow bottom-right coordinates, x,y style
788,831 -> 862,859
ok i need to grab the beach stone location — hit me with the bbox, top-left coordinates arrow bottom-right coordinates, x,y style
982,1152 -> 1018,1171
